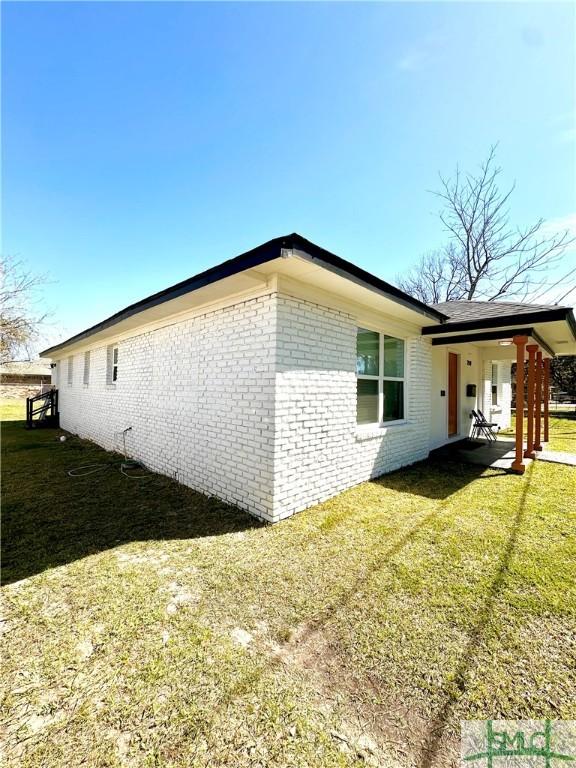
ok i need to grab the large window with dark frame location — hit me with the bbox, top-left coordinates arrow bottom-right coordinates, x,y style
356,328 -> 405,424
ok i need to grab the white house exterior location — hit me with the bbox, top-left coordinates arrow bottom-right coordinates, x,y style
42,234 -> 576,523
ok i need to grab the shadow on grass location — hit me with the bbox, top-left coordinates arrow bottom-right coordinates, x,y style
372,455 -> 510,501
2,421 -> 523,586
289,459 -> 511,643
2,422 -> 262,585
417,464 -> 533,768
548,411 -> 576,421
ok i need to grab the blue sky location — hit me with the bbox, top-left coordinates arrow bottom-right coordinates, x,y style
3,1 -> 575,347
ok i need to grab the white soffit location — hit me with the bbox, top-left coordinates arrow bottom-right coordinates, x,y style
45,270 -> 269,356
260,254 -> 439,326
426,319 -> 576,356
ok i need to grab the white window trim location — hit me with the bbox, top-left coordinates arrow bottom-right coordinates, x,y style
356,328 -> 407,427
67,356 -> 73,386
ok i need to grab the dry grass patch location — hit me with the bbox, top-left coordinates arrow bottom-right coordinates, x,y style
2,415 -> 575,767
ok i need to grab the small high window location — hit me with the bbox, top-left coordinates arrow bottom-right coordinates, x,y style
112,347 -> 119,382
107,345 -> 119,384
67,356 -> 73,385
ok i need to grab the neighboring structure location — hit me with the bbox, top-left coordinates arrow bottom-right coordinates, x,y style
41,234 -> 576,522
0,360 -> 53,399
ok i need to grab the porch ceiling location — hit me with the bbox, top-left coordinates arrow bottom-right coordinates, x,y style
423,317 -> 576,357
429,326 -> 554,357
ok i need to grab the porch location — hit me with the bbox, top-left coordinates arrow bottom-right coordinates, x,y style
423,300 -> 576,473
433,433 -> 576,471
434,436 -> 521,471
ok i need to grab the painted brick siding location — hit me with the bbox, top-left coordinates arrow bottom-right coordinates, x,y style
498,364 -> 512,429
55,291 -> 433,523
272,295 -> 432,521
56,294 -> 277,520
483,360 -> 512,429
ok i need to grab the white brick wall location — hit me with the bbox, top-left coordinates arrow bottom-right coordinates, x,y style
55,294 -> 277,520
482,360 -> 493,421
482,360 -> 512,429
499,364 -> 512,429
271,295 -> 432,521
54,291 -> 433,523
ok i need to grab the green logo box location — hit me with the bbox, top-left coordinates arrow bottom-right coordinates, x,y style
461,719 -> 576,767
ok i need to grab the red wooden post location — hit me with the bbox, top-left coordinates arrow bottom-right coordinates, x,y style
543,358 -> 550,443
534,350 -> 543,451
512,335 -> 527,474
524,344 -> 538,459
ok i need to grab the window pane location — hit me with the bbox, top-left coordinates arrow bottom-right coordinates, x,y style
383,380 -> 404,421
383,336 -> 404,378
356,329 -> 379,375
357,379 -> 379,424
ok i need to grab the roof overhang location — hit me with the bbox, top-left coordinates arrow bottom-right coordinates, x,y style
422,308 -> 576,357
41,233 -> 447,358
429,327 -> 555,357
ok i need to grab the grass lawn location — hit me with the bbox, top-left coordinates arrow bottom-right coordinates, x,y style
1,398 -> 26,422
2,409 -> 575,767
501,408 -> 576,454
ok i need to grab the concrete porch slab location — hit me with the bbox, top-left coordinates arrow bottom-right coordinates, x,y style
432,437 -> 576,471
456,438 -> 530,471
537,450 -> 576,467
431,437 -> 532,471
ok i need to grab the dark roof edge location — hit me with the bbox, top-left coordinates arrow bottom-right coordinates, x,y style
40,235 -> 289,357
286,234 -> 448,322
431,327 -> 556,357
41,233 -> 448,357
422,307 -> 576,337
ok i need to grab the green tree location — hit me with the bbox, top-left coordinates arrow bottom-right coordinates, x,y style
551,357 -> 576,401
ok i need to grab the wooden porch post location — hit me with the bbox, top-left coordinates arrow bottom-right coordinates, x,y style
524,344 -> 538,459
534,350 -> 543,451
543,357 -> 550,443
512,335 -> 527,474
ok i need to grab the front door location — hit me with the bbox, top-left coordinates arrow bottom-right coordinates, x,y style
448,352 -> 458,436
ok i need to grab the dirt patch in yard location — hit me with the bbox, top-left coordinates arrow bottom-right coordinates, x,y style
269,621 -> 460,768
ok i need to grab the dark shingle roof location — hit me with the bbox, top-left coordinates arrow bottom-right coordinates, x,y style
422,300 -> 576,342
431,300 -> 569,323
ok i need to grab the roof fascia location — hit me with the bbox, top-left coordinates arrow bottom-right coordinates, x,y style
430,326 -> 555,357
422,307 -> 574,336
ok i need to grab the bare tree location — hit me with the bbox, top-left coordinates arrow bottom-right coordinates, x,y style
0,255 -> 49,362
397,242 -> 463,305
398,146 -> 575,303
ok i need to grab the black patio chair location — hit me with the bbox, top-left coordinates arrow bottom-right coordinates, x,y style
471,409 -> 500,442
478,409 -> 501,437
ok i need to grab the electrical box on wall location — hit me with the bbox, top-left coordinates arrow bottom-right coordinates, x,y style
466,384 -> 477,398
